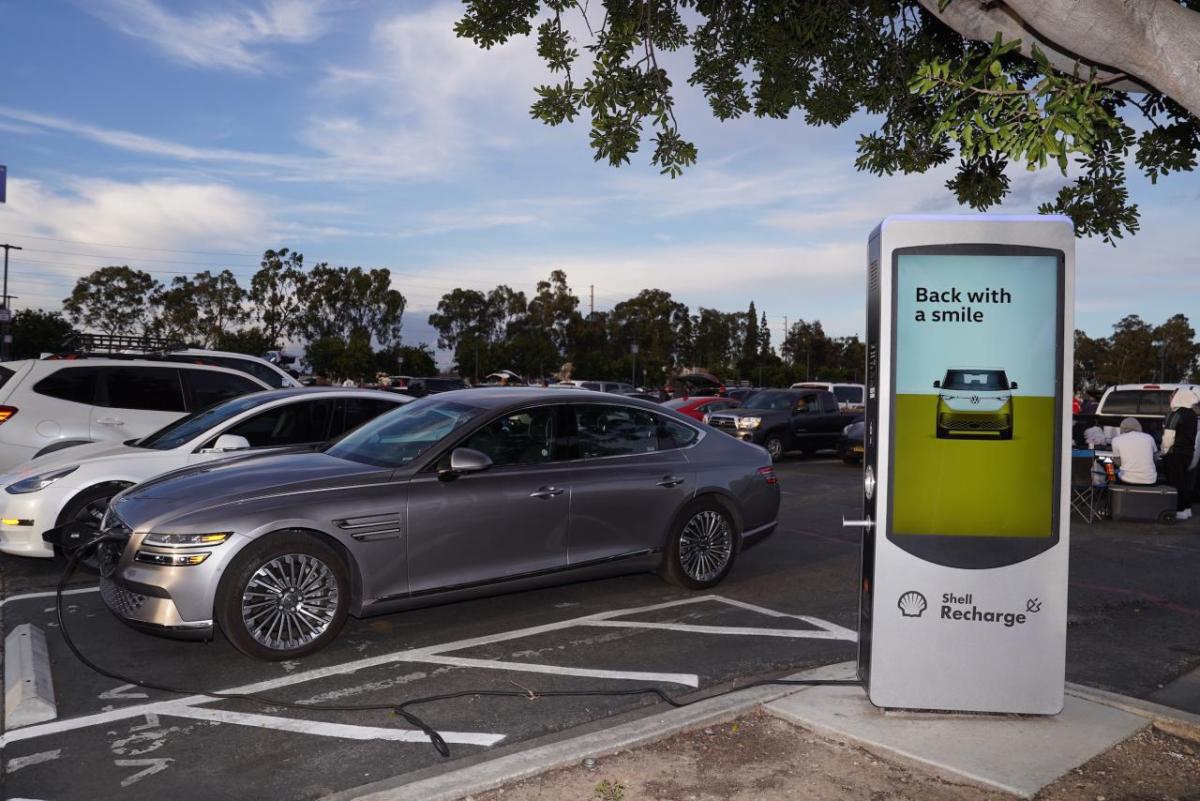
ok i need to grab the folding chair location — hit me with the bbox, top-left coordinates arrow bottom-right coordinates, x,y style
1070,454 -> 1102,523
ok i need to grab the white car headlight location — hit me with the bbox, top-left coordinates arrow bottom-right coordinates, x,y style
736,416 -> 762,430
5,465 -> 79,494
142,531 -> 232,548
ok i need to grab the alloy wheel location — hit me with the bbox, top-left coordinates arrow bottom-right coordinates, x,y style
241,553 -> 340,651
679,510 -> 733,583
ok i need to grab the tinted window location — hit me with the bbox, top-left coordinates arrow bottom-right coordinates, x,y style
575,404 -> 660,458
462,406 -> 557,466
581,382 -> 602,392
794,393 -> 819,414
425,378 -> 466,392
658,416 -> 699,450
1099,390 -> 1145,416
137,394 -> 276,450
821,394 -> 839,413
209,356 -> 288,388
0,365 -> 14,392
225,400 -> 329,447
104,367 -> 185,412
743,391 -> 800,412
1138,391 -> 1171,416
942,370 -> 1010,391
183,369 -> 262,410
34,366 -> 99,405
336,397 -> 400,436
833,386 -> 863,404
326,396 -> 483,468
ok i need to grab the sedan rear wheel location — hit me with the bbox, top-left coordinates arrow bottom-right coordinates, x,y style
216,532 -> 349,661
661,499 -> 738,590
763,435 -> 784,461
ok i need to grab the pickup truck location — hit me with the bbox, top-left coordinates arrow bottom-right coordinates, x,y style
705,388 -> 858,460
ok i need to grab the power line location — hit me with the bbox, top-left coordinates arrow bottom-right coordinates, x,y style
0,231 -> 263,258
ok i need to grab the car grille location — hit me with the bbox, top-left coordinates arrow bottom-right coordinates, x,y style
940,413 -> 1010,431
100,578 -> 146,616
709,417 -> 738,431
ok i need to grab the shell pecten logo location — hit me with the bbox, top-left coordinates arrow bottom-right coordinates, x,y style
897,591 -> 927,617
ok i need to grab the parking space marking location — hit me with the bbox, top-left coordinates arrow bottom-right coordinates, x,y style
416,655 -> 699,687
0,585 -> 99,610
584,619 -> 854,640
1,593 -> 851,750
4,748 -> 61,772
167,707 -> 506,746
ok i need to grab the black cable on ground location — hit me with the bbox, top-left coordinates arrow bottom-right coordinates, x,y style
57,535 -> 862,758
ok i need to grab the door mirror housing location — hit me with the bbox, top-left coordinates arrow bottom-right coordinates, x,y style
200,434 -> 251,454
440,447 -> 493,479
932,380 -> 941,388
1010,381 -> 1018,390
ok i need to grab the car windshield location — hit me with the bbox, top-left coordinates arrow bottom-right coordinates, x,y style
942,370 -> 1009,391
325,396 -> 483,468
742,391 -> 799,411
134,393 -> 274,451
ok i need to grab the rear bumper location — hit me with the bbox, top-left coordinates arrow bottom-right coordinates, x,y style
741,520 -> 777,550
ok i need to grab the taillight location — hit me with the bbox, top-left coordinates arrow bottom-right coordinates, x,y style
0,406 -> 16,425
758,465 -> 778,485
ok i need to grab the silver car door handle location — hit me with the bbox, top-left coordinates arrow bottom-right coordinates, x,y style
529,486 -> 565,499
95,418 -> 125,426
656,475 -> 685,488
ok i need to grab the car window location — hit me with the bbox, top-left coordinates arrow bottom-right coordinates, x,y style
658,416 -> 699,450
0,365 -> 14,392
581,382 -> 602,392
821,394 -> 839,413
743,391 -> 799,412
1137,391 -> 1171,416
460,406 -> 557,467
33,366 -> 100,405
942,370 -> 1009,391
326,396 -> 483,468
209,356 -> 288,388
794,393 -> 819,414
833,386 -> 863,404
336,397 -> 400,436
182,369 -> 262,410
103,367 -> 186,412
574,404 -> 660,458
224,400 -> 329,447
137,393 -> 276,451
426,378 -> 465,392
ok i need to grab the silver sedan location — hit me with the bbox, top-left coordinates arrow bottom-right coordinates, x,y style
99,389 -> 781,660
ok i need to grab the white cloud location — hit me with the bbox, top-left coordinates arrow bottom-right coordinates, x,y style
0,177 -> 274,308
84,0 -> 332,72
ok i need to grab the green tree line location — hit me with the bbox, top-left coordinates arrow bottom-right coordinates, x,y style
1075,314 -> 1200,391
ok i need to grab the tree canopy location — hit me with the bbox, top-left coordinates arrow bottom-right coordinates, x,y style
457,0 -> 1200,243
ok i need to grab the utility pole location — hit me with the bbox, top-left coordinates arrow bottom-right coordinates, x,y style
0,244 -> 22,362
589,285 -> 594,317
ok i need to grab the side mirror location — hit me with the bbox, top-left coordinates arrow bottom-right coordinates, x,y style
932,380 -> 941,388
439,447 -> 493,479
1010,381 -> 1018,389
202,434 -> 251,454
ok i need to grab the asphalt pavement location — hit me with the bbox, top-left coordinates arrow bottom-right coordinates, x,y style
2,456 -> 1198,801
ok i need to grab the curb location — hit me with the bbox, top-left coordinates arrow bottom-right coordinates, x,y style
325,662 -> 857,801
1066,682 -> 1200,744
4,624 -> 58,730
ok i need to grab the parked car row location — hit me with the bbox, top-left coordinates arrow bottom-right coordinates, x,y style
1,378 -> 781,663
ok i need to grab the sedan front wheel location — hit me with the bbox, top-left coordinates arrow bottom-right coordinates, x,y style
216,532 -> 349,661
661,499 -> 738,590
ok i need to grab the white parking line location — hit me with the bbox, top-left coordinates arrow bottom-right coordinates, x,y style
0,594 -> 851,749
167,707 -> 506,746
0,586 -> 98,610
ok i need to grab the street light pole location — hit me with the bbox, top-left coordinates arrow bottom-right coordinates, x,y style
0,244 -> 22,362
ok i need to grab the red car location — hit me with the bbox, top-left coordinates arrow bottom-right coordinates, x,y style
663,396 -> 741,422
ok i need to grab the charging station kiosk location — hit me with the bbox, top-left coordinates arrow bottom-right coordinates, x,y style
853,215 -> 1074,714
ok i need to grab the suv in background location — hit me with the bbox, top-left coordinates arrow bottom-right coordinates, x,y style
790,381 -> 865,413
1094,382 -> 1200,441
0,359 -> 271,470
706,388 -> 857,461
404,376 -> 468,397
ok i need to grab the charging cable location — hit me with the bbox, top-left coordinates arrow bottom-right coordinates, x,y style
57,533 -> 861,758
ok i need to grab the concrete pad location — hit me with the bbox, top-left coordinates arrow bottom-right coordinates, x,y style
1149,665 -> 1200,716
4,624 -> 58,730
765,685 -> 1147,798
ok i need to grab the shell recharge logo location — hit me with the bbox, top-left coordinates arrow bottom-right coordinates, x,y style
897,591 -> 1042,627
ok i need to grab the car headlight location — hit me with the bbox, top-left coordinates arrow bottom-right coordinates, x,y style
5,465 -> 79,494
736,416 -> 762,430
142,531 -> 232,548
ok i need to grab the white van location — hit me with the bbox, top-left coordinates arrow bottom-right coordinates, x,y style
790,382 -> 865,413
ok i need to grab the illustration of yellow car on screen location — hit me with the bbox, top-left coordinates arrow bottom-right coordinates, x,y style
933,369 -> 1017,440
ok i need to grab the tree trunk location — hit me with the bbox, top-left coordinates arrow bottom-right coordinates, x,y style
917,0 -> 1200,118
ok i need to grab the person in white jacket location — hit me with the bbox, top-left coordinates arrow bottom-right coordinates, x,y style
1110,417 -> 1158,485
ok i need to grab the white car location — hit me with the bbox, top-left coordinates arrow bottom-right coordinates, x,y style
0,388 -> 407,558
0,358 -> 273,472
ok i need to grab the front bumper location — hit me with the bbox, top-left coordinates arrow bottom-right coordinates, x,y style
0,492 -> 58,557
99,576 -> 214,640
938,410 -> 1012,432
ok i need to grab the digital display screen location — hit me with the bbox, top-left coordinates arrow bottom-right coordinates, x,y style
888,246 -> 1063,565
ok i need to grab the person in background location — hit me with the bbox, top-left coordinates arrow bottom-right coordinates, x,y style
1083,422 -> 1111,449
1110,417 -> 1158,485
1162,387 -> 1199,520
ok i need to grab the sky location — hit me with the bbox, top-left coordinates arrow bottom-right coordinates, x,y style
2,0 -> 1199,363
